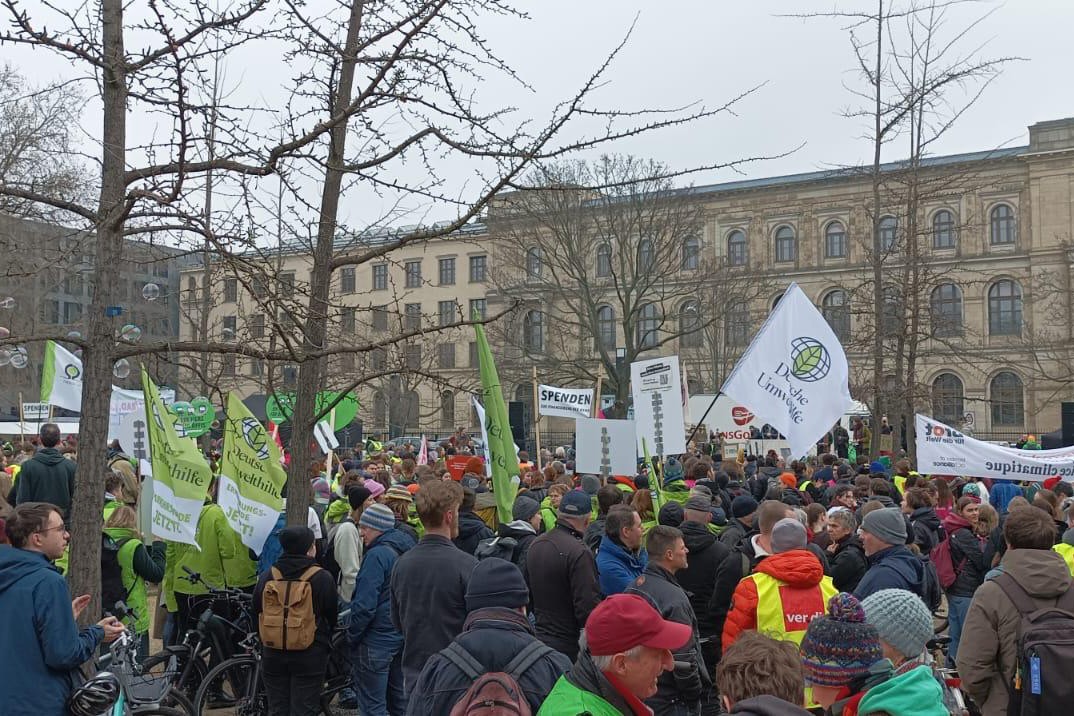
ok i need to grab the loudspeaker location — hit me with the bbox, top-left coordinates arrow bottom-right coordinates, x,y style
508,401 -> 529,443
1062,402 -> 1074,447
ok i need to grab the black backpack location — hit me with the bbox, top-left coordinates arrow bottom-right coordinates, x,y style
321,518 -> 353,582
917,554 -> 943,613
995,572 -> 1074,716
101,534 -> 132,616
443,640 -> 553,715
474,535 -> 519,563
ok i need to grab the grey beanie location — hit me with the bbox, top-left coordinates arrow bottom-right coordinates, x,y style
512,495 -> 541,522
580,474 -> 601,496
861,588 -> 934,659
770,517 -> 807,553
861,507 -> 907,545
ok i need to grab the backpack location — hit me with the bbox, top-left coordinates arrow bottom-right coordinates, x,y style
258,565 -> 322,651
994,572 -> 1074,716
474,535 -> 518,563
444,640 -> 553,716
101,534 -> 132,616
930,533 -> 966,590
918,555 -> 943,613
321,518 -> 353,581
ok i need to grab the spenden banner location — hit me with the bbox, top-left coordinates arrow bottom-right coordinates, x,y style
537,384 -> 594,419
916,414 -> 1074,481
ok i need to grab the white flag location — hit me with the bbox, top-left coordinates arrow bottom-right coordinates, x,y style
720,283 -> 853,458
40,340 -> 83,411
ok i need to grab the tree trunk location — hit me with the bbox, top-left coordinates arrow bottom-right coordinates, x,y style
868,0 -> 886,460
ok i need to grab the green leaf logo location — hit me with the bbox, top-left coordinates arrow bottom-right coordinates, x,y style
789,337 -> 830,382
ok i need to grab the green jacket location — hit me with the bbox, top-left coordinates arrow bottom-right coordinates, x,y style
165,503 -> 236,604
540,496 -> 558,533
857,664 -> 946,716
325,498 -> 351,526
537,674 -> 622,716
103,527 -> 165,634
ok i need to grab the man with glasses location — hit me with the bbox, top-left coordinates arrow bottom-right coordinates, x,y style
0,502 -> 125,715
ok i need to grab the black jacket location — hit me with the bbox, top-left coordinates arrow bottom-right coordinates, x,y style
405,607 -> 571,715
676,520 -> 730,641
583,517 -> 606,553
947,525 -> 987,597
390,534 -> 478,687
828,535 -> 868,593
526,522 -> 601,661
627,563 -> 711,708
718,517 -> 754,551
253,554 -> 338,652
454,510 -> 494,555
15,448 -> 76,517
730,695 -> 813,715
910,507 -> 943,554
709,536 -> 766,659
496,521 -> 539,581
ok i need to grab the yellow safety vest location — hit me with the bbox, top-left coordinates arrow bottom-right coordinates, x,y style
894,475 -> 907,494
1054,543 -> 1074,576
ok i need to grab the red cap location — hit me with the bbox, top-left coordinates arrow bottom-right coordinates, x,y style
1044,476 -> 1061,491
585,594 -> 692,656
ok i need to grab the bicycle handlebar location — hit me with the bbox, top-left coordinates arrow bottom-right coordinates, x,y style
181,566 -> 252,601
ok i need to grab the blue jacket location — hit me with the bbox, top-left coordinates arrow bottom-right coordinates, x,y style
595,535 -> 648,596
348,528 -> 414,646
854,545 -> 925,602
0,548 -> 104,715
990,481 -> 1023,515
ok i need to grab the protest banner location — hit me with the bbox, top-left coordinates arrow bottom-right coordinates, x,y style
537,384 -> 594,419
474,320 -> 519,522
575,418 -> 637,478
916,414 -> 1074,481
631,355 -> 687,457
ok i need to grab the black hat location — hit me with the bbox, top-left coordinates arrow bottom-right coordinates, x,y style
658,501 -> 684,527
512,495 -> 541,522
465,557 -> 530,611
347,485 -> 372,510
279,526 -> 315,555
731,495 -> 759,519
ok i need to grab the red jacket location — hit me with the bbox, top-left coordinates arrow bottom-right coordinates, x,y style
722,548 -> 827,649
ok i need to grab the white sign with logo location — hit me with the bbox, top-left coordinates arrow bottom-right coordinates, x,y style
916,414 -> 1074,481
537,384 -> 594,419
630,356 -> 687,457
576,418 -> 637,477
720,282 -> 854,458
313,420 -> 340,453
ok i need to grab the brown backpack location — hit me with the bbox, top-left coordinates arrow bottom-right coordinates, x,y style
258,565 -> 321,651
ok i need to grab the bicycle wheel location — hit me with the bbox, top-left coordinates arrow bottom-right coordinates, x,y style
193,655 -> 265,716
140,650 -> 206,707
130,708 -> 189,716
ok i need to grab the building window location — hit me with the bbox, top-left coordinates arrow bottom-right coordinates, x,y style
637,303 -> 659,349
223,278 -> 236,303
681,237 -> 700,271
251,276 -> 268,299
250,358 -> 264,377
278,310 -> 295,333
404,260 -> 422,288
405,344 -> 421,370
440,391 -> 455,428
278,272 -> 295,298
727,230 -> 748,266
221,354 -> 236,376
340,267 -> 357,293
63,273 -> 83,296
63,302 -> 83,325
774,226 -> 796,263
371,264 -> 387,291
882,286 -> 903,337
637,239 -> 656,272
933,209 -> 956,249
523,310 -> 544,352
679,301 -> 702,347
469,298 -> 486,321
341,307 -> 355,333
526,247 -> 542,281
879,215 -> 898,251
726,301 -> 749,347
438,257 -> 456,286
371,347 -> 387,371
405,303 -> 422,332
372,306 -> 388,331
41,299 -> 59,324
438,300 -> 456,327
990,204 -> 1016,245
340,353 -> 355,373
373,391 -> 387,427
825,221 -> 846,258
822,289 -> 850,341
991,371 -> 1024,426
597,306 -> 615,349
469,341 -> 478,368
932,373 -> 964,425
596,244 -> 612,277
249,313 -> 266,339
930,283 -> 963,337
469,255 -> 487,283
282,364 -> 298,385
438,343 -> 456,369
222,315 -> 237,341
988,279 -> 1022,336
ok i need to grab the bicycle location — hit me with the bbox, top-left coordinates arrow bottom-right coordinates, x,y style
927,634 -> 973,716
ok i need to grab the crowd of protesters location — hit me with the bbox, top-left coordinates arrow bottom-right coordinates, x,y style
3,423 -> 1074,715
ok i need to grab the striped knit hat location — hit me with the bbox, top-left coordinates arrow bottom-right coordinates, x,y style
358,503 -> 396,533
385,485 -> 413,503
799,593 -> 883,688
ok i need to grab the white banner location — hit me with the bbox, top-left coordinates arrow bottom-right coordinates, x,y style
537,384 -> 594,419
720,283 -> 853,458
916,414 -> 1074,481
630,355 -> 687,457
575,418 -> 637,477
21,402 -> 49,420
313,420 -> 339,453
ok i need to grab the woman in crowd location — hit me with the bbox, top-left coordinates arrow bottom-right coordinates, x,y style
103,506 -> 166,661
942,495 -> 987,667
805,503 -> 830,550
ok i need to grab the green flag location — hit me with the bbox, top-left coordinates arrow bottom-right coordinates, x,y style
219,393 -> 287,553
141,366 -> 212,546
474,320 -> 518,523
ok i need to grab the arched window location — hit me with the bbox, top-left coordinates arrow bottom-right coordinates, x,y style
523,310 -> 544,351
525,247 -> 542,280
637,239 -> 655,272
825,221 -> 847,258
879,215 -> 898,251
679,300 -> 702,348
596,305 -> 616,349
726,301 -> 749,347
930,283 -> 963,337
596,244 -> 612,277
933,209 -> 956,249
440,390 -> 455,428
373,390 -> 387,428
990,204 -> 1016,245
637,303 -> 659,349
932,373 -> 964,425
822,289 -> 850,341
727,230 -> 747,266
774,226 -> 796,263
186,276 -> 196,294
988,279 -> 1022,336
681,237 -> 701,271
991,371 -> 1024,426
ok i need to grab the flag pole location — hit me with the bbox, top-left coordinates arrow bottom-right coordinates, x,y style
18,392 -> 24,442
592,376 -> 602,418
326,407 -> 337,480
531,366 -> 543,472
685,391 -> 723,447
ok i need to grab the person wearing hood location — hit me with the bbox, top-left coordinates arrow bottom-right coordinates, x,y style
826,508 -> 868,593
720,495 -> 758,551
715,631 -> 812,716
901,487 -> 942,554
489,495 -> 543,584
853,508 -> 926,602
942,496 -> 987,666
102,506 -> 166,661
595,504 -> 648,596
454,486 -> 494,556
722,518 -> 837,651
0,502 -> 125,715
676,493 -> 731,673
14,423 -> 76,518
585,485 -> 625,553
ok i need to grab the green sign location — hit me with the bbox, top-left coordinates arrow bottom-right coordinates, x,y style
266,391 -> 358,429
168,396 -> 215,437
